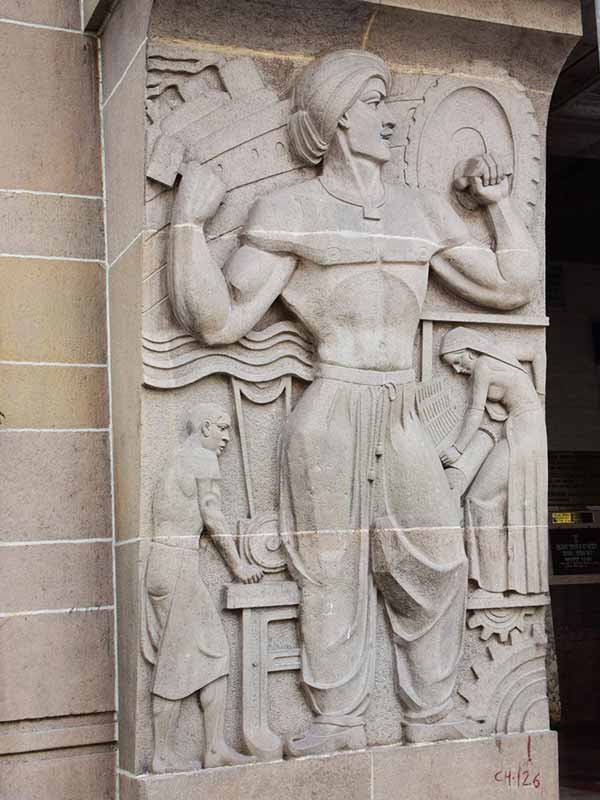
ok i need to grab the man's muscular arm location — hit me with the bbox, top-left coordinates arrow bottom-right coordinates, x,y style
197,479 -> 262,584
169,162 -> 296,344
430,154 -> 538,310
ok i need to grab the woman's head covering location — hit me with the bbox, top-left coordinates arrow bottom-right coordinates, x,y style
440,327 -> 526,372
288,50 -> 391,166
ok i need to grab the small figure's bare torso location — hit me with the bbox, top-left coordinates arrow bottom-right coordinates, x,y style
153,438 -> 220,540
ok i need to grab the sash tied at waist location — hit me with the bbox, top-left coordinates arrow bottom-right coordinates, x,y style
316,362 -> 415,386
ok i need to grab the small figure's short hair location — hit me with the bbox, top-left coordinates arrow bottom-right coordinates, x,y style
187,404 -> 230,435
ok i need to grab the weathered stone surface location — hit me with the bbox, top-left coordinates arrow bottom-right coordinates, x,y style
0,610 -> 114,720
104,50 -> 146,264
115,540 -> 143,774
2,0 -> 81,30
101,0 -> 152,102
373,731 -> 559,799
109,239 -> 143,542
0,541 -> 113,612
0,431 -> 111,542
0,24 -> 101,195
119,732 -> 557,800
1,749 -> 116,800
0,257 -> 106,364
149,0 -> 373,56
368,0 -> 581,35
0,364 -> 108,429
0,712 -> 116,754
367,6 -> 579,95
1,0 -> 81,29
0,193 -> 103,260
225,581 -> 300,609
136,748 -> 371,800
119,771 -> 138,800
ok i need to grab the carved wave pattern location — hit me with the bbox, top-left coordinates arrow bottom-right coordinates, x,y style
143,322 -> 314,388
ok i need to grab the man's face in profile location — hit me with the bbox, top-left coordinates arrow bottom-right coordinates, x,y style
341,77 -> 395,164
201,416 -> 231,455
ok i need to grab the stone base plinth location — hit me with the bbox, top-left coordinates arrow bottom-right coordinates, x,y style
119,731 -> 558,800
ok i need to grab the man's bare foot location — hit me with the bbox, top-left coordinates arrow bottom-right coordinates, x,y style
284,722 -> 366,758
203,742 -> 256,768
403,711 -> 476,744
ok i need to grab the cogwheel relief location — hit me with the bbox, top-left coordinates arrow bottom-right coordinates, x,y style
467,606 -> 538,644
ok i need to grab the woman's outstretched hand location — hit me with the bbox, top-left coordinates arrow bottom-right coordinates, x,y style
440,445 -> 462,467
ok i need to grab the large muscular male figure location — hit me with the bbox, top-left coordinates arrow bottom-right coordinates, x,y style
167,51 -> 539,755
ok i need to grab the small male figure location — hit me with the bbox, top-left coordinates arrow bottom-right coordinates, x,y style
142,403 -> 262,773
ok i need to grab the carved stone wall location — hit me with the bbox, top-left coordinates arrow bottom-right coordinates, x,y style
106,1 -> 581,797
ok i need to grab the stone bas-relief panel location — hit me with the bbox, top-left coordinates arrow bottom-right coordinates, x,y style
139,39 -> 551,773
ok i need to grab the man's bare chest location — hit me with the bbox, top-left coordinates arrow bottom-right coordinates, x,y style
282,258 -> 430,324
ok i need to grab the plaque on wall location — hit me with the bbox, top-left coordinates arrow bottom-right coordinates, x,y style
550,528 -> 600,576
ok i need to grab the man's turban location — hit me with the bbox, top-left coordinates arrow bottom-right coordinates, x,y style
288,50 -> 391,166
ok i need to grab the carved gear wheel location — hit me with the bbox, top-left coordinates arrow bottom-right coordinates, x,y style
459,627 -> 550,734
404,73 -> 541,233
467,607 -> 535,643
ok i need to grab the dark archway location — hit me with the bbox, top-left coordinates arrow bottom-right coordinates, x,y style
546,1 -> 600,795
